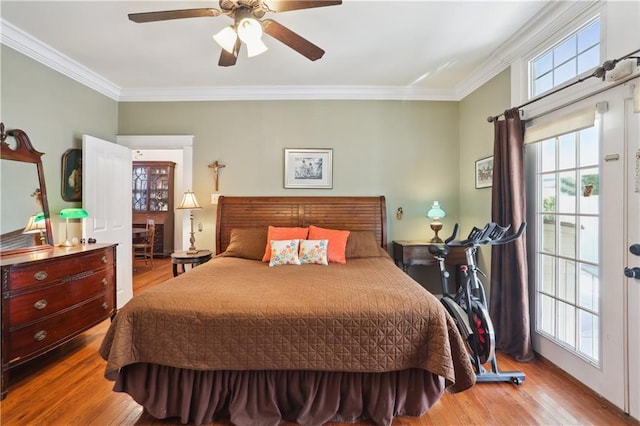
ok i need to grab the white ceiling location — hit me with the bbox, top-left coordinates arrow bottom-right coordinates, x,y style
1,1 -> 553,101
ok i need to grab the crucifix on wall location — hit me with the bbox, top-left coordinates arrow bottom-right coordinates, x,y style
208,160 -> 226,192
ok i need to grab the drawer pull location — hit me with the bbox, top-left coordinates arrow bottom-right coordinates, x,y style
34,330 -> 47,341
102,302 -> 109,310
34,299 -> 48,310
34,271 -> 48,281
101,278 -> 108,286
101,256 -> 107,264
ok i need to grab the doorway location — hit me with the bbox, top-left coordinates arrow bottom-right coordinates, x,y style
116,135 -> 194,252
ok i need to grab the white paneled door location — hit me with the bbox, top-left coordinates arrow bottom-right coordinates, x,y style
82,135 -> 133,308
626,95 -> 640,420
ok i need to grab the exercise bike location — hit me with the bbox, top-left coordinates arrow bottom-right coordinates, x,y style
429,221 -> 527,385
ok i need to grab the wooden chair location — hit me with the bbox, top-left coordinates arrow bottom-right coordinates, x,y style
133,217 -> 156,268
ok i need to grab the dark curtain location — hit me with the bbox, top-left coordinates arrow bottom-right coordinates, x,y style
489,108 -> 534,362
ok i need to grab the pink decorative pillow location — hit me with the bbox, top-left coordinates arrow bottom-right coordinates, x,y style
299,239 -> 329,265
262,226 -> 309,262
308,225 -> 350,264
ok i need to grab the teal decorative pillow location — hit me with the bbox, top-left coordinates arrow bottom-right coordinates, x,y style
269,239 -> 301,266
299,239 -> 329,265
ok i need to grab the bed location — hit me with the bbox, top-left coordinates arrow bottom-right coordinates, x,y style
100,196 -> 475,425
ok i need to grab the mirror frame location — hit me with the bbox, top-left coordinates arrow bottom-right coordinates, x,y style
0,123 -> 54,255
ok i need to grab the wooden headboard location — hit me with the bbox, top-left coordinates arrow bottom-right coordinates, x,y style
215,196 -> 387,255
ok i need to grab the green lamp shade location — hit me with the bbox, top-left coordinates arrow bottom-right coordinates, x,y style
59,208 -> 89,219
426,201 -> 446,220
34,212 -> 45,222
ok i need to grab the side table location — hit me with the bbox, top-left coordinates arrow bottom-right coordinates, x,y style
392,240 -> 467,271
171,250 -> 213,277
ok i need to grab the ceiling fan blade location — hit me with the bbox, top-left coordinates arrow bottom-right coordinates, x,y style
262,19 -> 325,61
218,39 -> 242,67
264,0 -> 342,13
128,8 -> 222,23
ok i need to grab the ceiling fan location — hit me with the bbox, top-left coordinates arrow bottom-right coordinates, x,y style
128,0 -> 342,67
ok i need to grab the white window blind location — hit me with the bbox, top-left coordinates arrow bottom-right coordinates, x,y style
524,106 -> 596,144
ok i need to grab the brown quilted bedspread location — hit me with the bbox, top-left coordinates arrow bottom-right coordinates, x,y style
100,256 -> 475,392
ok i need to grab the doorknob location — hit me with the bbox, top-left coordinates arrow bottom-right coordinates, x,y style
624,267 -> 640,279
630,244 -> 640,256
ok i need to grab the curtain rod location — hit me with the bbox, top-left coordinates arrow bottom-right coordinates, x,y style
487,47 -> 640,123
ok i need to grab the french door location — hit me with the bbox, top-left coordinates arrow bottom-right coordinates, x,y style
625,94 -> 639,420
530,83 -> 638,417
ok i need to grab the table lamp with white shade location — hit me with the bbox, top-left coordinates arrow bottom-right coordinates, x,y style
176,190 -> 202,254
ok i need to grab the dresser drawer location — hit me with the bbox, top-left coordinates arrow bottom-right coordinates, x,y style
8,268 -> 114,328
6,249 -> 114,291
7,295 -> 114,364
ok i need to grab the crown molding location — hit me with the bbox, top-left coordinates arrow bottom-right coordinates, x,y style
1,19 -> 121,101
117,85 -> 458,102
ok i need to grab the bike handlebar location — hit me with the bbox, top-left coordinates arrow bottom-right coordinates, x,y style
446,222 -> 526,247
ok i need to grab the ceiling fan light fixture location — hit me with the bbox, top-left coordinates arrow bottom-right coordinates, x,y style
237,17 -> 263,44
213,26 -> 238,53
246,39 -> 268,57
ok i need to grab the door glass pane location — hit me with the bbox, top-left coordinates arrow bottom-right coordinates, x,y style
558,134 -> 576,169
558,171 -> 576,213
540,254 -> 556,294
541,139 -> 556,172
579,216 -> 598,263
558,259 -> 576,303
542,215 -> 556,254
579,263 -> 599,311
558,215 -> 576,258
578,310 -> 599,361
579,127 -> 599,166
579,168 -> 599,214
557,301 -> 576,347
539,294 -> 556,335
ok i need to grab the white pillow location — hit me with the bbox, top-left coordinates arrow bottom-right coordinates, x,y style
299,239 -> 329,265
268,239 -> 301,266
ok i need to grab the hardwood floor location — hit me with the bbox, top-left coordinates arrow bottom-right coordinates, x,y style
1,258 -> 637,425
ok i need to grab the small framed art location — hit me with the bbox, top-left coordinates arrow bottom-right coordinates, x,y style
475,155 -> 493,189
62,149 -> 82,201
284,148 -> 333,189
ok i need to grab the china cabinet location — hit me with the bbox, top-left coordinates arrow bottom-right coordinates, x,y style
132,161 -> 175,256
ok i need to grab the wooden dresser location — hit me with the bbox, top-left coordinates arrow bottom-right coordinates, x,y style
0,243 -> 117,399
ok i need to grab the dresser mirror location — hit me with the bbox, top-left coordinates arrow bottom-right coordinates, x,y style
0,123 -> 54,255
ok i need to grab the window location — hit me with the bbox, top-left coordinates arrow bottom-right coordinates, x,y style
534,126 -> 600,363
530,18 -> 601,97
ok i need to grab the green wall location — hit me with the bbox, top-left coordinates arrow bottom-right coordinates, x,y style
119,100 -> 462,255
1,45 -> 118,242
458,68 -> 511,281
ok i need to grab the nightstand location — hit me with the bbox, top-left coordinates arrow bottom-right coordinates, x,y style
171,250 -> 213,277
392,240 -> 467,272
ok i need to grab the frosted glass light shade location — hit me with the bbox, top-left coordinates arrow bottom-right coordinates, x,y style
214,26 -> 238,53
426,201 -> 446,221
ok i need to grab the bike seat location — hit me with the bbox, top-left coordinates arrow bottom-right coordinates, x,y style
428,244 -> 450,257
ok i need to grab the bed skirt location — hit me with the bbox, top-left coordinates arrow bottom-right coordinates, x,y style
114,364 -> 446,426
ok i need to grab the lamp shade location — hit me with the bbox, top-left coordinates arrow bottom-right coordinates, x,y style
426,201 -> 446,221
59,208 -> 89,219
213,26 -> 238,53
177,191 -> 202,210
23,213 -> 46,234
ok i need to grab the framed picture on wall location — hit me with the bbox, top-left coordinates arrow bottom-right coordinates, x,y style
475,155 -> 493,189
284,148 -> 333,189
61,149 -> 82,201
